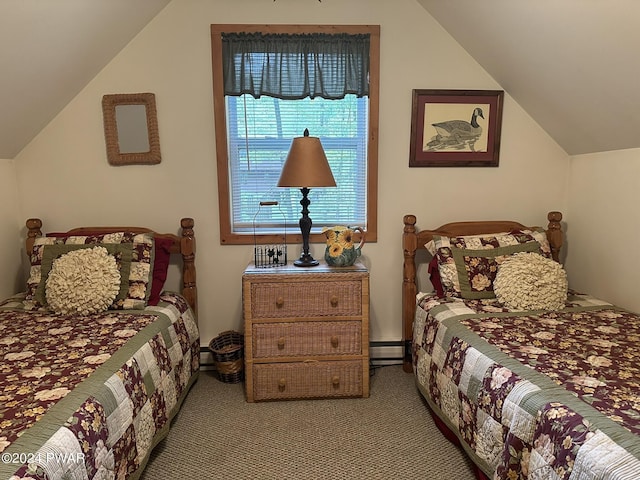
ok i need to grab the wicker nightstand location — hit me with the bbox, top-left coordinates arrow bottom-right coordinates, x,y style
242,263 -> 369,402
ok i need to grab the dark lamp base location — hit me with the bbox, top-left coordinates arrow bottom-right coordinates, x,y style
293,253 -> 320,267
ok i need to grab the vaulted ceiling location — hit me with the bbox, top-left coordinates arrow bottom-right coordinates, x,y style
0,0 -> 171,159
2,0 -> 638,159
418,0 -> 640,156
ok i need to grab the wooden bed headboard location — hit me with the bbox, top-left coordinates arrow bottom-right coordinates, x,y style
24,218 -> 197,317
401,211 -> 563,372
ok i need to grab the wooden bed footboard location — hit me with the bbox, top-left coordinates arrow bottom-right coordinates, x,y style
25,218 -> 197,318
402,211 -> 563,372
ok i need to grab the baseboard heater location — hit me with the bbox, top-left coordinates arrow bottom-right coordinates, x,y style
199,340 -> 404,370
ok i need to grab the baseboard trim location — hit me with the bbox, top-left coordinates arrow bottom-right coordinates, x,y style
368,340 -> 404,366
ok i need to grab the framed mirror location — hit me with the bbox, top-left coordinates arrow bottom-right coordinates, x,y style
102,93 -> 161,165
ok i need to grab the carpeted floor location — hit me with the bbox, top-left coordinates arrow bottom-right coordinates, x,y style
141,365 -> 476,479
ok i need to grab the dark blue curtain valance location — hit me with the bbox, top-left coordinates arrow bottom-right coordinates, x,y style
222,32 -> 370,100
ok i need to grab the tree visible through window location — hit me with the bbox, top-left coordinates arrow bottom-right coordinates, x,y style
211,25 -> 379,245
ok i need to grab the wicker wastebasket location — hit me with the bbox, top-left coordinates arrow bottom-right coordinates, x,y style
209,330 -> 244,383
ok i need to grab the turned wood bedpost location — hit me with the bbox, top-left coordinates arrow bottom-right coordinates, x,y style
546,211 -> 563,263
402,214 -> 418,373
180,218 -> 197,319
26,218 -> 43,255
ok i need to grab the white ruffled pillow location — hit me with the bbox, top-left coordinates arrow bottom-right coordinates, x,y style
494,252 -> 568,310
46,246 -> 121,315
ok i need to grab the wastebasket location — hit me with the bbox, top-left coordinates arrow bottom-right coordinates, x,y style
209,330 -> 244,383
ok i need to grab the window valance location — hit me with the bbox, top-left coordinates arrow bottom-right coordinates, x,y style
222,32 -> 370,100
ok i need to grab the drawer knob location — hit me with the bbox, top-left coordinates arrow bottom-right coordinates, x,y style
331,335 -> 339,348
330,295 -> 339,307
275,297 -> 284,308
278,378 -> 286,391
277,337 -> 286,349
332,375 -> 340,388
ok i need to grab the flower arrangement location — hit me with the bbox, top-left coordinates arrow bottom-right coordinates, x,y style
45,246 -> 121,314
494,252 -> 568,311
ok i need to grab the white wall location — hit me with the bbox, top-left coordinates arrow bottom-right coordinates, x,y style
0,159 -> 22,298
14,0 -> 570,346
565,148 -> 640,313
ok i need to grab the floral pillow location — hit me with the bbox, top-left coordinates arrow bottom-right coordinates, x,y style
45,231 -> 172,307
425,229 -> 551,298
25,231 -> 155,311
451,242 -> 542,299
34,243 -> 133,309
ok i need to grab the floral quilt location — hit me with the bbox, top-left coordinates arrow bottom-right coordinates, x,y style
0,292 -> 199,480
413,292 -> 640,479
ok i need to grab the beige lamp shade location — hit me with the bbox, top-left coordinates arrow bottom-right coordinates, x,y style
277,130 -> 336,188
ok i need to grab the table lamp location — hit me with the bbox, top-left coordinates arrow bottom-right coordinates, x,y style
277,129 -> 336,267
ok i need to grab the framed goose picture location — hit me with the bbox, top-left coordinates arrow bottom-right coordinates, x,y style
409,89 -> 504,167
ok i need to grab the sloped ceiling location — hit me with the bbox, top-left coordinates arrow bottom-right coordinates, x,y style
1,0 -> 639,158
418,0 -> 640,155
0,0 -> 171,159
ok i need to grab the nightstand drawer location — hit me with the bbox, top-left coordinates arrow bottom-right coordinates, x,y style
252,361 -> 363,401
250,280 -> 362,318
253,321 -> 362,358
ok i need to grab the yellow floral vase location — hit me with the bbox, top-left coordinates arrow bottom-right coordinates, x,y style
322,226 -> 366,267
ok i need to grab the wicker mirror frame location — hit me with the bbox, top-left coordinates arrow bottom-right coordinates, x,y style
102,93 -> 161,166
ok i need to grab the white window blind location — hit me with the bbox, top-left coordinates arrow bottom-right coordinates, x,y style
226,94 -> 368,233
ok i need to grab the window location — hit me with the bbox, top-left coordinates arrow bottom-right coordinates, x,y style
211,25 -> 379,245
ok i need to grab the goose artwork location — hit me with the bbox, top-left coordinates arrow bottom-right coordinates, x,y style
425,106 -> 487,152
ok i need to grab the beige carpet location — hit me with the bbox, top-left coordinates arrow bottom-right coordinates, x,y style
141,365 -> 476,479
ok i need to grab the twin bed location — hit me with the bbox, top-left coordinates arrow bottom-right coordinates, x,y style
402,212 -> 640,479
0,218 -> 199,480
